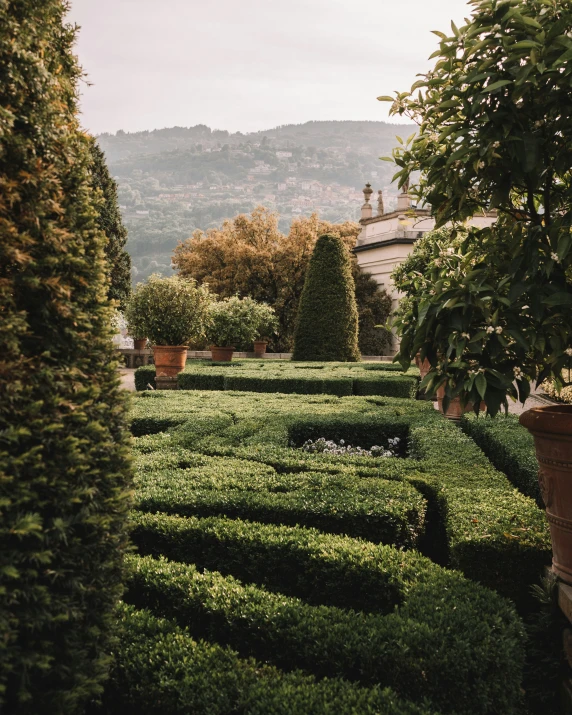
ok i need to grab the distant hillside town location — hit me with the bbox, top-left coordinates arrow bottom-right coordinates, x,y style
97,120 -> 413,283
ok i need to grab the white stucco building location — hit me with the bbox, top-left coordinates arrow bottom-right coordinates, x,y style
354,183 -> 497,311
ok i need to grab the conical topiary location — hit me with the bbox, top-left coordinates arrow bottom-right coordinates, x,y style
293,234 -> 360,361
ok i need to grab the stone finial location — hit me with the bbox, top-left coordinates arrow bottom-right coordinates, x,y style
397,179 -> 412,212
377,190 -> 385,216
361,182 -> 373,220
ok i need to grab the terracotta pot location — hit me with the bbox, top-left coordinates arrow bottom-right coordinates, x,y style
152,345 -> 188,377
133,338 -> 148,350
520,405 -> 572,584
211,345 -> 234,362
415,354 -> 432,380
253,340 -> 268,358
436,385 -> 485,420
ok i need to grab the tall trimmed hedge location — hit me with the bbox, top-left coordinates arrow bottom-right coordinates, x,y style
0,3 -> 132,712
89,140 -> 131,309
293,234 -> 360,361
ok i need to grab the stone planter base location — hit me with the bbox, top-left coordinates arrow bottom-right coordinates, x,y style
155,375 -> 179,390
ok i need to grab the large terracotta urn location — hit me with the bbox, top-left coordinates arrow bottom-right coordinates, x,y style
253,340 -> 268,358
133,338 -> 148,350
520,405 -> 572,584
415,354 -> 432,380
152,345 -> 188,377
211,346 -> 234,362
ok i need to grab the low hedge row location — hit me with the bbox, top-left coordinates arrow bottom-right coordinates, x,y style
130,392 -> 551,611
99,604 -> 432,715
134,453 -> 426,549
460,413 -> 541,504
135,359 -> 419,398
123,552 -> 525,715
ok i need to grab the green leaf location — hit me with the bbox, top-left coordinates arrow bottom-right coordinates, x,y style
484,79 -> 512,92
510,40 -> 541,50
543,292 -> 572,307
475,372 -> 487,399
377,96 -> 395,102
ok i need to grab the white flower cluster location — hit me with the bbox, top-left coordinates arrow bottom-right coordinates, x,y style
300,437 -> 400,458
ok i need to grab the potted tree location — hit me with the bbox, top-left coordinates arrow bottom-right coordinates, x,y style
207,296 -> 275,362
252,304 -> 279,358
126,274 -> 211,376
382,0 -> 572,580
123,298 -> 148,350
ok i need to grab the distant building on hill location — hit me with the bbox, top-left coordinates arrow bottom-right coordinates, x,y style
354,182 -> 496,311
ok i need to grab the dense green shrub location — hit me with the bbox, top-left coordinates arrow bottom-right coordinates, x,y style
461,414 -> 541,504
100,604 -> 432,715
133,454 -> 426,549
293,234 -> 360,361
89,139 -> 131,309
130,391 -> 550,610
0,3 -> 132,711
133,364 -> 157,391
137,359 -> 419,396
206,295 -> 278,348
124,553 -> 524,715
125,274 -> 211,345
354,267 -> 393,355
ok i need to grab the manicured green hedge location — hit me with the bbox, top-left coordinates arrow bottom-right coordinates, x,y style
130,392 -> 550,611
124,552 -> 524,715
461,413 -> 541,504
99,604 -> 432,715
133,363 -> 156,391
135,359 -> 419,397
134,453 -> 426,549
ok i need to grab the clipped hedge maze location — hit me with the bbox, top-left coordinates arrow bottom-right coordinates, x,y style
135,359 -> 419,398
99,391 -> 554,713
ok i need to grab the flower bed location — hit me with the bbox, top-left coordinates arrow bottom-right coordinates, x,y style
102,389 -> 555,713
135,359 -> 419,398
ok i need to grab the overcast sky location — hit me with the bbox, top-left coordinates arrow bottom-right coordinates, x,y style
67,0 -> 473,136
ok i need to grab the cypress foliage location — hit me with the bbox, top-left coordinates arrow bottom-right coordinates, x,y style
89,140 -> 131,309
353,268 -> 392,356
293,234 -> 360,361
0,3 -> 132,712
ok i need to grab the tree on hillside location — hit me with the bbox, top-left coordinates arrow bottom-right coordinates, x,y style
292,234 -> 360,362
0,3 -> 132,711
89,139 -> 132,308
173,207 -> 390,352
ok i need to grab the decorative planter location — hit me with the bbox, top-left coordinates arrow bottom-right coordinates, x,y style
211,345 -> 234,362
152,345 -> 188,377
520,405 -> 572,584
133,338 -> 148,350
253,340 -> 268,358
415,354 -> 432,380
436,385 -> 485,420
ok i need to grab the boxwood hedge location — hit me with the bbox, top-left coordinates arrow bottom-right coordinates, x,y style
130,391 -> 550,610
460,413 -> 541,505
135,359 -> 419,398
99,604 -> 434,715
123,551 -> 524,715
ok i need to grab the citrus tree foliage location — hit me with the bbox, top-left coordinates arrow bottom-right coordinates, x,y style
382,0 -> 572,414
206,296 -> 278,348
173,207 -> 391,353
89,139 -> 131,309
125,274 -> 211,346
0,1 -> 132,711
293,234 -> 360,362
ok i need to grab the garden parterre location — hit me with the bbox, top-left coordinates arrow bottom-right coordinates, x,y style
135,358 -> 419,398
105,389 -> 553,713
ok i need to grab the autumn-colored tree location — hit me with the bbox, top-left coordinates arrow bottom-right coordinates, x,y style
173,207 -> 390,352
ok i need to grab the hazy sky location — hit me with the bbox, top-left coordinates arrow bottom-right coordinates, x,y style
68,0 -> 473,136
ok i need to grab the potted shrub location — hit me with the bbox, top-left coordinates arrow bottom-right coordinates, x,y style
383,0 -> 572,580
252,305 -> 279,357
126,274 -> 211,376
207,296 -> 274,362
